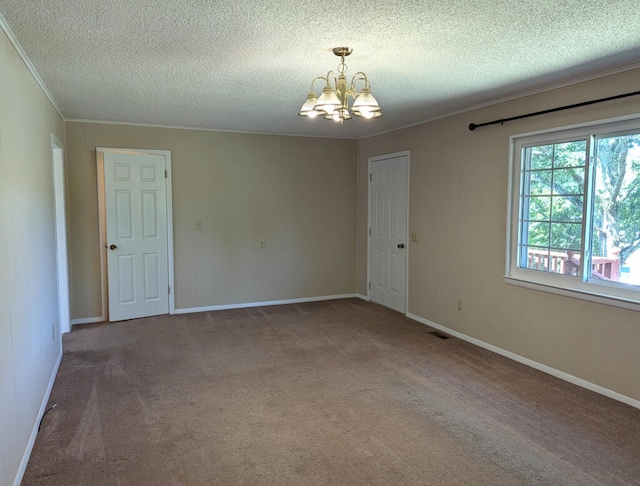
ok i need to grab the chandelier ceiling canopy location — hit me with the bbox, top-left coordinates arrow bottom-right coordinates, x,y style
298,47 -> 382,124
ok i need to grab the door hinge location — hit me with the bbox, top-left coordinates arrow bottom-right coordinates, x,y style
369,173 -> 372,182
369,228 -> 372,236
164,170 -> 168,178
168,285 -> 171,294
368,281 -> 371,290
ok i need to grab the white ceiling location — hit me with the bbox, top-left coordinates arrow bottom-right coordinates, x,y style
1,0 -> 640,139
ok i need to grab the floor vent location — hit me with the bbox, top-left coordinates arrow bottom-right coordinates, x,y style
429,331 -> 450,340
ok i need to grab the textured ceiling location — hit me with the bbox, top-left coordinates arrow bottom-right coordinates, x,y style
1,0 -> 640,139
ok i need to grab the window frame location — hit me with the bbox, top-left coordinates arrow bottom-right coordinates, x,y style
506,114 -> 640,312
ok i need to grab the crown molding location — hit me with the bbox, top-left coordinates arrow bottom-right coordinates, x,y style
65,118 -> 359,140
360,61 -> 640,140
0,12 -> 64,119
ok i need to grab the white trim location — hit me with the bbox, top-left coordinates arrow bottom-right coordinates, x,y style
13,350 -> 63,486
96,148 -> 175,321
505,137 -> 515,277
66,119 -> 357,140
504,276 -> 640,313
406,312 -> 640,410
174,294 -> 359,314
71,317 -> 105,326
405,154 -> 411,314
164,154 -> 176,315
509,113 -> 640,142
366,158 -> 371,301
96,154 -> 109,322
355,293 -> 370,301
0,12 -> 64,119
367,159 -> 371,301
367,151 -> 410,312
51,134 -> 71,335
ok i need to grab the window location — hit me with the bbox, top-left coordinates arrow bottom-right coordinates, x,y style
507,116 -> 640,310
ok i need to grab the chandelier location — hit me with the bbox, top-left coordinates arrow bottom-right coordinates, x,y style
298,47 -> 382,123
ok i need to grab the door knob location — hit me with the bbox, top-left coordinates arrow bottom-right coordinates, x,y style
397,243 -> 405,249
109,244 -> 118,250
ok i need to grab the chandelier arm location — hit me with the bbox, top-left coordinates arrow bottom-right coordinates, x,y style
324,71 -> 338,87
349,72 -> 371,95
309,76 -> 328,91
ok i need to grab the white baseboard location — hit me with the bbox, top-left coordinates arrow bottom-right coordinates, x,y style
71,316 -> 104,326
14,349 -> 63,486
174,293 -> 359,315
72,295 -> 362,323
405,312 -> 640,411
355,293 -> 370,301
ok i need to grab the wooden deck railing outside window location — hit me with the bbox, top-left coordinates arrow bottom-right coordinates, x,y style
526,249 -> 620,281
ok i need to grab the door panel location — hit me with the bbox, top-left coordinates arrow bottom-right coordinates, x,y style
115,190 -> 133,238
143,252 -> 160,300
142,191 -> 158,237
117,254 -> 135,304
370,154 -> 408,313
105,152 -> 169,321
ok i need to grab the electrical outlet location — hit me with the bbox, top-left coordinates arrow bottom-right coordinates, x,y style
195,220 -> 203,230
457,300 -> 463,311
260,239 -> 266,248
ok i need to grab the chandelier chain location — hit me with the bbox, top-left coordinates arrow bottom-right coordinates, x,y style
338,58 -> 347,74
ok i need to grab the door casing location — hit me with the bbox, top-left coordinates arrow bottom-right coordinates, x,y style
52,134 -> 71,335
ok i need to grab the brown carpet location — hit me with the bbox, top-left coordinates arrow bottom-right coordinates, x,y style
23,299 -> 640,485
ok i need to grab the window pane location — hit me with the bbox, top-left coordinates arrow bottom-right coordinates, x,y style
519,139 -> 587,277
552,168 -> 584,195
521,246 -> 580,275
550,222 -> 581,251
591,133 -> 640,284
530,145 -> 553,170
522,246 -> 550,271
553,141 -> 587,168
525,196 -> 551,221
525,222 -> 549,247
529,170 -> 552,195
551,196 -> 582,221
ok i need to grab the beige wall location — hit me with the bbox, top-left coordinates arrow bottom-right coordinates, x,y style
357,68 -> 640,402
65,123 -> 357,318
0,29 -> 65,485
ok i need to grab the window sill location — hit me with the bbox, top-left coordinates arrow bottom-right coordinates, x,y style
504,275 -> 640,313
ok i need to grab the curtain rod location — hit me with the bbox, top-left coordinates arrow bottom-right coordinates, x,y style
468,90 -> 640,131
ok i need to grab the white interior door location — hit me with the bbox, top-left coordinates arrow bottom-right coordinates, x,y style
104,151 -> 169,321
370,153 -> 408,312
